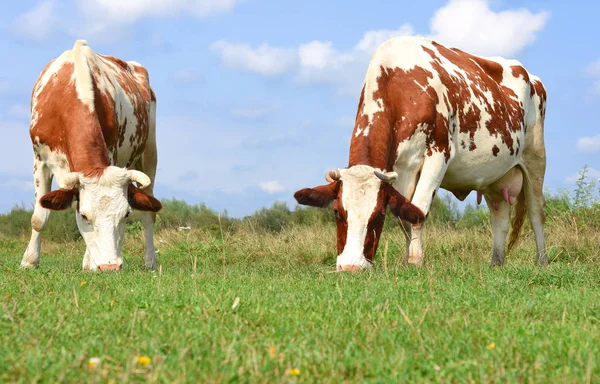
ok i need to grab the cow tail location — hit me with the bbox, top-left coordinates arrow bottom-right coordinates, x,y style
72,40 -> 95,105
507,164 -> 529,254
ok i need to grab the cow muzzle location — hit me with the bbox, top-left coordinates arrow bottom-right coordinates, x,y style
336,258 -> 373,272
97,263 -> 123,271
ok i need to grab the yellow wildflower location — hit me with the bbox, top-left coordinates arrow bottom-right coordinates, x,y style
136,355 -> 151,367
49,291 -> 54,295
110,300 -> 115,307
6,293 -> 10,299
269,346 -> 276,359
486,342 -> 496,350
288,368 -> 300,376
88,357 -> 101,370
80,281 -> 86,287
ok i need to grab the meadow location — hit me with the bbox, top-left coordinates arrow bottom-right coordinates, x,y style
0,169 -> 599,383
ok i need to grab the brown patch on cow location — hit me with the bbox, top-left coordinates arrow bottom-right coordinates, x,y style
331,185 -> 349,256
492,145 -> 499,156
81,167 -> 106,178
31,62 -> 111,173
511,65 -> 530,83
531,80 -> 547,118
462,51 -> 505,84
362,187 -> 386,262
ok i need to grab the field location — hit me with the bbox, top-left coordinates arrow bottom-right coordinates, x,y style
0,184 -> 599,383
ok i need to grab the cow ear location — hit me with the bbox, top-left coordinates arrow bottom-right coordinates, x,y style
385,186 -> 425,224
128,184 -> 162,212
39,189 -> 78,211
294,182 -> 339,208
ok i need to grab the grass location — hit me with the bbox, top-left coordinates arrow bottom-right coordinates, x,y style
0,216 -> 599,383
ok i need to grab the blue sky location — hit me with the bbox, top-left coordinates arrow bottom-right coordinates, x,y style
0,0 -> 598,217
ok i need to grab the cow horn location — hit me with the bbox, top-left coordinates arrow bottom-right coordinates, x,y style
374,170 -> 398,183
325,169 -> 341,183
59,172 -> 80,190
127,170 -> 151,189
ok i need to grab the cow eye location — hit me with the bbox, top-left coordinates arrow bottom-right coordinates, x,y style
81,214 -> 89,222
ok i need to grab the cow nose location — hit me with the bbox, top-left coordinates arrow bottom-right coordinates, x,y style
338,265 -> 364,272
97,263 -> 122,271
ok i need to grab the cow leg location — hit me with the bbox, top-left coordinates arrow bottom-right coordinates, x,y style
21,159 -> 52,268
524,166 -> 547,265
140,210 -> 157,269
137,117 -> 159,270
406,153 -> 448,266
82,248 -> 92,271
484,195 -> 510,266
400,220 -> 412,262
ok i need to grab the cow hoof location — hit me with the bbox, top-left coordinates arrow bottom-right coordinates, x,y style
20,261 -> 39,269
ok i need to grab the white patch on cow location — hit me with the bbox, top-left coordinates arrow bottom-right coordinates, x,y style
75,166 -> 131,270
33,139 -> 71,183
72,40 -> 95,113
336,165 -> 382,269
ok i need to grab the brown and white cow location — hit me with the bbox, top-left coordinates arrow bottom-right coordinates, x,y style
295,36 -> 547,271
20,40 -> 162,271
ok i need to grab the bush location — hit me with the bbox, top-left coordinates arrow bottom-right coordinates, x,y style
0,204 -> 80,242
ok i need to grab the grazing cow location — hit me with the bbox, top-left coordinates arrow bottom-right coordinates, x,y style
20,40 -> 162,271
295,36 -> 547,271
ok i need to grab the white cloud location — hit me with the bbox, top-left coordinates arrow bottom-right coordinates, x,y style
585,59 -> 600,95
172,69 -> 202,83
7,105 -> 30,119
11,0 -> 245,42
354,24 -> 415,53
211,0 -> 549,94
566,167 -> 600,183
210,41 -> 297,76
77,0 -> 244,23
259,181 -> 285,194
10,0 -> 57,42
576,135 -> 600,153
429,0 -> 549,57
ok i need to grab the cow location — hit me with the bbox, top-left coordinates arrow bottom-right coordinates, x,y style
294,36 -> 547,271
20,40 -> 162,271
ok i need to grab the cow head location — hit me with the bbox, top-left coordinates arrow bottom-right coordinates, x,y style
294,165 -> 424,271
39,166 -> 162,271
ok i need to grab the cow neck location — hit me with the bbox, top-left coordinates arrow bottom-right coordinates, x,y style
347,80 -> 397,171
348,120 -> 395,171
64,121 -> 111,177
348,102 -> 395,171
